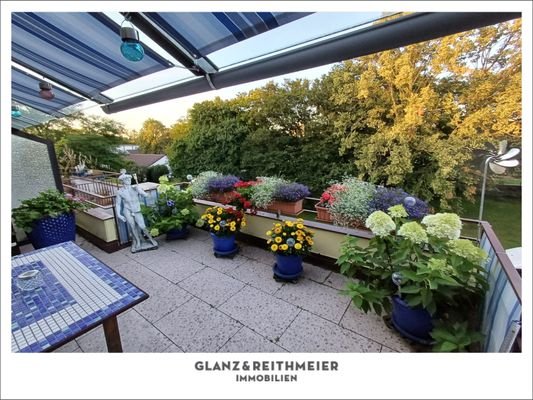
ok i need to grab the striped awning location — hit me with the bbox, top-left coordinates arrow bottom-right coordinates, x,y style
12,12 -> 173,104
12,67 -> 85,117
142,12 -> 312,57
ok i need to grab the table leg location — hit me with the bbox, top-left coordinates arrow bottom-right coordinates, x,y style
103,316 -> 123,352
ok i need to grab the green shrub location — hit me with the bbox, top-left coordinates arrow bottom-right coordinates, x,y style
189,171 -> 221,199
146,164 -> 169,183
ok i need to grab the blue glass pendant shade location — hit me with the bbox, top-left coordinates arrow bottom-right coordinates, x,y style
120,39 -> 145,62
11,106 -> 22,118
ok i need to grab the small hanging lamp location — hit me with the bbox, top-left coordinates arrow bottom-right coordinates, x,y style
11,105 -> 22,118
39,80 -> 55,100
120,20 -> 145,62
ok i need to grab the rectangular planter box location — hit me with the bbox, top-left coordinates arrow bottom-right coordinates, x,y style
209,191 -> 235,205
266,199 -> 304,216
315,203 -> 333,223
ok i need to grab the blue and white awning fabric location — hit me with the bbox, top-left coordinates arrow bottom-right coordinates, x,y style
10,11 -> 520,125
142,12 -> 312,58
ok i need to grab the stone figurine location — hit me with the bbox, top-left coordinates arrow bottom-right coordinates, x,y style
116,170 -> 158,253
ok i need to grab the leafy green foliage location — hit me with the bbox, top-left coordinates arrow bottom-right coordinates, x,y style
146,164 -> 170,183
336,206 -> 488,350
12,190 -> 88,232
431,322 -> 484,352
137,118 -> 171,154
141,178 -> 199,235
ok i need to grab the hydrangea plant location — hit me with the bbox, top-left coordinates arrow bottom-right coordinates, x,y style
336,205 -> 489,352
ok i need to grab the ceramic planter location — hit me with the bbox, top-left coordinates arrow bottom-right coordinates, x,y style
314,203 -> 333,222
27,212 -> 76,249
391,295 -> 434,344
210,233 -> 239,257
273,254 -> 303,280
267,199 -> 304,216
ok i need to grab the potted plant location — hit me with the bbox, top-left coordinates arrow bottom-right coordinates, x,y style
12,189 -> 88,249
369,186 -> 430,219
266,219 -> 314,281
207,174 -> 240,204
329,177 -> 376,229
142,176 -> 201,240
336,205 -> 489,350
250,176 -> 285,212
201,206 -> 246,257
226,180 -> 258,213
189,171 -> 221,200
315,183 -> 346,222
267,182 -> 311,216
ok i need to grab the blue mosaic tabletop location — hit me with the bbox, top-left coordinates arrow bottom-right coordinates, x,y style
11,241 -> 148,352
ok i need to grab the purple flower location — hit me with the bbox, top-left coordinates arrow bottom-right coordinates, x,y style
207,175 -> 240,193
274,183 -> 311,202
370,187 -> 429,219
167,200 -> 175,207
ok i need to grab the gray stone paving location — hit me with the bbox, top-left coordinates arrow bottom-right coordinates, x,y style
51,231 -> 415,353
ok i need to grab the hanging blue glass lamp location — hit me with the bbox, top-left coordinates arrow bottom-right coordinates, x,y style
120,21 -> 144,62
11,105 -> 22,118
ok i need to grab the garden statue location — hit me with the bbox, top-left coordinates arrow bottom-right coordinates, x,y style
116,169 -> 158,253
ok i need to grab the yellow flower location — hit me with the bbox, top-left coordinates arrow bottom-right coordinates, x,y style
274,228 -> 282,234
275,223 -> 281,227
217,209 -> 223,215
266,230 -> 272,236
294,243 -> 302,250
297,236 -> 304,242
210,224 -> 214,228
214,225 -> 220,231
296,223 -> 304,229
230,226 -> 236,231
296,230 -> 304,236
271,244 -> 278,251
286,221 -> 294,227
281,244 -> 289,251
282,233 -> 287,236
216,217 -> 221,221
308,240 -> 314,246
275,237 -> 282,243
230,221 -> 236,226
241,221 -> 246,227
291,232 -> 295,236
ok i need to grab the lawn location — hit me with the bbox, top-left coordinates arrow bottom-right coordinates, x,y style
458,194 -> 522,249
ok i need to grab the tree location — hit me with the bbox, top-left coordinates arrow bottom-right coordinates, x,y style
137,118 -> 171,153
328,20 -> 521,209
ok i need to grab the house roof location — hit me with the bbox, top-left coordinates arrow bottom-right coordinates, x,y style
125,153 -> 166,167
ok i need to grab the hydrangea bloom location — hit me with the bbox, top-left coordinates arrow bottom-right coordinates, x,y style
365,211 -> 396,237
397,221 -> 428,244
448,239 -> 488,265
427,258 -> 455,274
388,204 -> 408,218
422,213 -> 462,240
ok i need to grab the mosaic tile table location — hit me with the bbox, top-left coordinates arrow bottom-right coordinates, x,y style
11,241 -> 148,352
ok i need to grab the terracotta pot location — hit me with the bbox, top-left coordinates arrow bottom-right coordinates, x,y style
314,203 -> 333,222
209,191 -> 234,204
266,199 -> 304,216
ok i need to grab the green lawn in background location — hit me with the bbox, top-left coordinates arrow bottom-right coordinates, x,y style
458,195 -> 522,249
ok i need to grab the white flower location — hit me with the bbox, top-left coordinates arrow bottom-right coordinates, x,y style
422,213 -> 462,240
365,211 -> 396,237
388,204 -> 408,218
397,222 -> 428,244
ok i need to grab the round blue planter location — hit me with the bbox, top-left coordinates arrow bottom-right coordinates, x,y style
274,254 -> 303,280
210,233 -> 237,253
166,226 -> 189,240
391,295 -> 434,344
27,212 -> 76,249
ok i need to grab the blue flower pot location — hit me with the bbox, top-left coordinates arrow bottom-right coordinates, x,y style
274,254 -> 303,280
391,295 -> 434,344
166,226 -> 189,240
210,233 -> 237,253
27,212 -> 76,249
